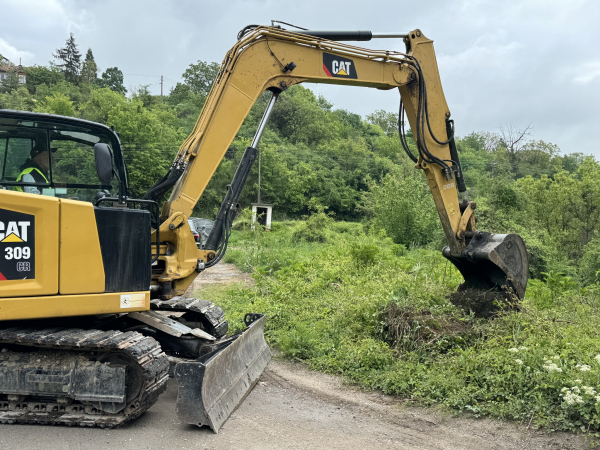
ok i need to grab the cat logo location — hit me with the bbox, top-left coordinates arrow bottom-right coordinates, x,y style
0,221 -> 30,243
0,208 -> 35,280
322,53 -> 358,79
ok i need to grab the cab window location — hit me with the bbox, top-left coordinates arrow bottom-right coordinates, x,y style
0,136 -> 34,182
0,117 -> 119,202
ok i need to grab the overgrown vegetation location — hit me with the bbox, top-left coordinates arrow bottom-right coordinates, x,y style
216,221 -> 600,437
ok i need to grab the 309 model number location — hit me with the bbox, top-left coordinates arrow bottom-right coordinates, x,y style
4,247 -> 30,260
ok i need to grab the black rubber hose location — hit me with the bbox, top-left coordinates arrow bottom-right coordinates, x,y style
238,25 -> 259,40
143,166 -> 184,203
398,99 -> 417,163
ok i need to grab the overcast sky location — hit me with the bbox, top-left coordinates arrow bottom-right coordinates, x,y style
1,0 -> 598,156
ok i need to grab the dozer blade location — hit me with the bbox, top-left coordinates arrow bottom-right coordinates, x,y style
174,314 -> 270,432
443,232 -> 529,317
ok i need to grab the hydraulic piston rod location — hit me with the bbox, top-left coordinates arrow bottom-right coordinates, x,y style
252,91 -> 280,147
204,91 -> 280,258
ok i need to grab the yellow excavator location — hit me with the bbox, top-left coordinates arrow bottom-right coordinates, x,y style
0,25 -> 528,431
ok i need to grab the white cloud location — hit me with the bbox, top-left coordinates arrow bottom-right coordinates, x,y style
0,38 -> 35,65
438,34 -> 522,74
570,60 -> 600,84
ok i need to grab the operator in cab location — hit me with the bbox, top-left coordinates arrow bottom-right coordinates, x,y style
16,140 -> 54,194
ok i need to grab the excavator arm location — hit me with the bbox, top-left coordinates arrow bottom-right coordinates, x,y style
153,26 -> 528,309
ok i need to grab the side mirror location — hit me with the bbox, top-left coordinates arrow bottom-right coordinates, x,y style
94,143 -> 114,184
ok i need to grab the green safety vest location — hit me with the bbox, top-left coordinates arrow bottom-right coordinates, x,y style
15,167 -> 49,192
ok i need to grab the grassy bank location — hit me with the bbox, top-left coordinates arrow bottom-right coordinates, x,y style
208,218 -> 600,437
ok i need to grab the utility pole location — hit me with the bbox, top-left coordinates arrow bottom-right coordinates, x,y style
160,75 -> 163,100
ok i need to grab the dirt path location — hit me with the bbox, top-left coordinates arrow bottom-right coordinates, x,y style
184,262 -> 255,295
0,264 -> 588,449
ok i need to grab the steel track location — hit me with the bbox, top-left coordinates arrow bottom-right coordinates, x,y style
0,327 -> 170,428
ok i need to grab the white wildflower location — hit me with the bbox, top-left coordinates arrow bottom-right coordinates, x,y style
515,359 -> 523,365
595,355 -> 600,364
543,363 -> 563,373
518,346 -> 528,351
583,386 -> 593,393
595,395 -> 600,404
561,387 -> 569,392
552,356 -> 560,360
583,386 -> 596,396
508,348 -> 519,353
563,390 -> 585,405
572,386 -> 581,393
576,364 -> 591,372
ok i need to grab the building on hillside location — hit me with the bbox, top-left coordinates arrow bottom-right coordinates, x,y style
0,65 -> 26,85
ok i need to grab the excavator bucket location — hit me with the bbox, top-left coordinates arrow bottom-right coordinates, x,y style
442,232 -> 529,317
174,314 -> 270,432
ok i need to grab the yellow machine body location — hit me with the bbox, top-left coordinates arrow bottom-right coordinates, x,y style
0,190 -> 149,320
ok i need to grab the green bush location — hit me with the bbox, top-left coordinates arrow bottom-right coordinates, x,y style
349,241 -> 379,266
292,213 -> 333,243
361,164 -> 442,248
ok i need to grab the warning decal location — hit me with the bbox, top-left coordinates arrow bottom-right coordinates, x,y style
0,209 -> 35,280
120,293 -> 145,309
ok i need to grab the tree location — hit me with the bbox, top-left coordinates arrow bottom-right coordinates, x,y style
99,67 -> 126,94
53,33 -> 82,84
25,65 -> 64,93
80,48 -> 98,85
182,61 -> 220,96
79,88 -> 127,123
366,110 -> 398,136
132,84 -> 155,108
34,92 -> 76,116
361,163 -> 441,247
499,123 -> 532,155
0,86 -> 35,110
580,238 -> 600,285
